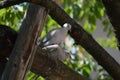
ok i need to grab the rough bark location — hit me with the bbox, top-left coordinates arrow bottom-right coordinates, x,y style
102,0 -> 120,50
0,25 -> 87,80
1,4 -> 48,80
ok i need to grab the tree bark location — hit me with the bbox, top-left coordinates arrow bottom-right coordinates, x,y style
102,0 -> 120,50
1,4 -> 48,80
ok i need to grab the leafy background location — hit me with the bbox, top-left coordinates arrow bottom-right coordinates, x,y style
0,0 -> 118,80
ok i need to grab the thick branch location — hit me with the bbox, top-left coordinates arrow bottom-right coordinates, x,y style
0,25 -> 87,80
32,47 -> 87,80
102,0 -> 120,50
1,4 -> 48,80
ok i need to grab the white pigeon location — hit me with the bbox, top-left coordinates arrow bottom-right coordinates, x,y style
43,44 -> 70,62
40,23 -> 71,47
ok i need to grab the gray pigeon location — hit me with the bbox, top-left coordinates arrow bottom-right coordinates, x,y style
40,23 -> 71,47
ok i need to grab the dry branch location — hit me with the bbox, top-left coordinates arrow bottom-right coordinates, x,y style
1,3 -> 48,80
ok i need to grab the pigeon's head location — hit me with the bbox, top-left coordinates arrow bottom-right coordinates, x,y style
63,23 -> 71,30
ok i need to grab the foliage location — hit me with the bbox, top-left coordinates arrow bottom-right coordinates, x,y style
0,2 -> 28,31
0,0 -> 118,80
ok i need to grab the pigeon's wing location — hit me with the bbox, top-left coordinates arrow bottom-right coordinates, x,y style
42,44 -> 59,50
41,23 -> 71,46
45,27 -> 67,45
40,28 -> 58,46
40,25 -> 69,47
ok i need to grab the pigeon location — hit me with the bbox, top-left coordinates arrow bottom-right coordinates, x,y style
39,23 -> 71,47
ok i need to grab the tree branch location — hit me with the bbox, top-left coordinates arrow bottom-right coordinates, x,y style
0,25 -> 87,80
102,0 -> 120,50
32,47 -> 87,80
1,3 -> 48,80
0,0 -> 24,9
